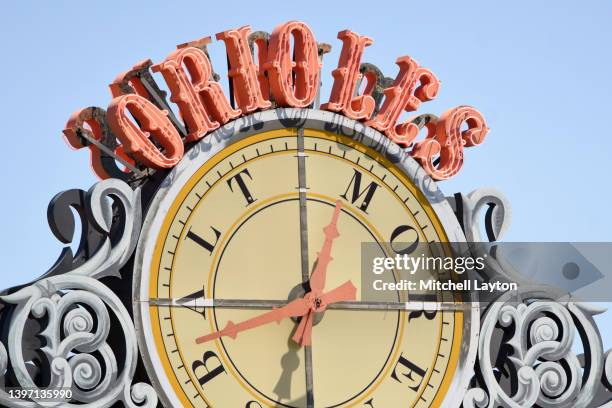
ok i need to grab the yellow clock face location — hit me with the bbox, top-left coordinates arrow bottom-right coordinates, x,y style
139,126 -> 464,408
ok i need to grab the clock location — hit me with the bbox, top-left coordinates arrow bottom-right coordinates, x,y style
133,109 -> 477,408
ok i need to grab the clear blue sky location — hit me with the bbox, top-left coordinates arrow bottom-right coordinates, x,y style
1,1 -> 611,337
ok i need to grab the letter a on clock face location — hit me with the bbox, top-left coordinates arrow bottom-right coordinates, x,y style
135,115 -> 472,408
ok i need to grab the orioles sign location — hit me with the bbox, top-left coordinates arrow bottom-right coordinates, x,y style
63,21 -> 488,181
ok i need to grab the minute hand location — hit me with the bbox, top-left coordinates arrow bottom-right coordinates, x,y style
309,200 -> 342,293
195,297 -> 310,344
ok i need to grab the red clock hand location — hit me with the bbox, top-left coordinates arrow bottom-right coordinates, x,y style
292,202 -> 344,347
292,280 -> 357,346
196,281 -> 357,346
320,280 -> 357,306
195,297 -> 310,344
293,310 -> 315,346
309,200 -> 342,294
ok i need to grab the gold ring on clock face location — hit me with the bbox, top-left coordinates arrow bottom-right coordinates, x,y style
134,110 -> 475,408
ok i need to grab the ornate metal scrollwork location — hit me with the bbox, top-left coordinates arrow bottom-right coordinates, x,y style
447,188 -> 511,243
462,290 -> 612,408
453,188 -> 612,407
46,178 -> 141,281
0,179 -> 157,407
0,275 -> 157,408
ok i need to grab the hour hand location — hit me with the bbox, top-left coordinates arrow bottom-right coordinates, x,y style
195,297 -> 310,344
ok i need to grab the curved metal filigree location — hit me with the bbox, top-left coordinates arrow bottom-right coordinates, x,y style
454,189 -> 612,407
0,178 -> 156,407
447,188 -> 511,243
70,178 -> 142,279
4,178 -> 143,292
0,275 -> 157,408
463,289 -> 612,408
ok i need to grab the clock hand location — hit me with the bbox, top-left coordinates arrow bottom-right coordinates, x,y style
195,297 -> 310,344
195,281 -> 358,345
320,280 -> 357,306
292,281 -> 357,346
293,205 -> 344,349
309,200 -> 342,294
293,310 -> 315,346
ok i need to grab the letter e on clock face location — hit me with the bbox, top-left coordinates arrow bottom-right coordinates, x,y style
134,112 -> 476,408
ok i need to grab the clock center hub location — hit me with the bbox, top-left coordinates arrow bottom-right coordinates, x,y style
287,283 -> 326,325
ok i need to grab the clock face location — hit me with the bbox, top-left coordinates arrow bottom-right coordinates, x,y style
135,113 -> 472,408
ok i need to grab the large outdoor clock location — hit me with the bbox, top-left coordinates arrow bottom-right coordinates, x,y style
134,109 -> 476,408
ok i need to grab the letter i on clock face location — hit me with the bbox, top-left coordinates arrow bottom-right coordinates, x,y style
134,111 -> 476,408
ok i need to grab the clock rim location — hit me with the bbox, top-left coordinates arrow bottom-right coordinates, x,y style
132,108 -> 479,408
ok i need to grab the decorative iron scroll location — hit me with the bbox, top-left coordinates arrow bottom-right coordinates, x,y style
0,275 -> 157,408
0,179 -> 158,407
451,189 -> 612,408
462,289 -> 612,408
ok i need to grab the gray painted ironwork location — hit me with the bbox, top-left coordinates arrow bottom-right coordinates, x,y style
0,179 -> 157,408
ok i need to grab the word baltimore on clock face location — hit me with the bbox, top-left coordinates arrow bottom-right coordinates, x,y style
62,20 -> 488,184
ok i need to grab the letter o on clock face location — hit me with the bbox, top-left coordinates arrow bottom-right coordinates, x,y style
134,109 -> 477,408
